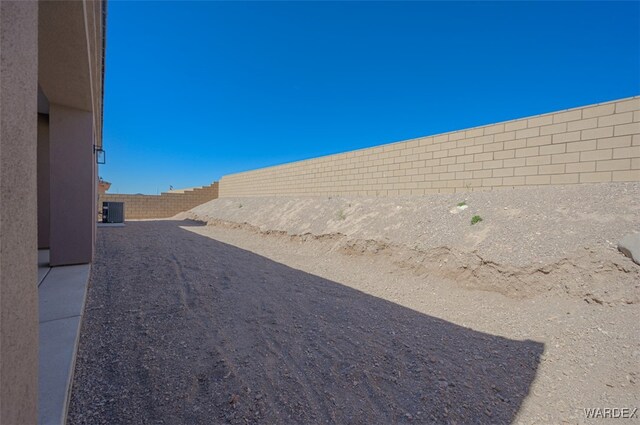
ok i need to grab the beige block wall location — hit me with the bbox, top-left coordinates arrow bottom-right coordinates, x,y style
219,97 -> 640,197
100,182 -> 219,219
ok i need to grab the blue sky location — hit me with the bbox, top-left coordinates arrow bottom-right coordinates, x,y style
101,1 -> 640,194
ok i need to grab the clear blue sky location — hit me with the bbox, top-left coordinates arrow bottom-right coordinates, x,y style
101,1 -> 640,194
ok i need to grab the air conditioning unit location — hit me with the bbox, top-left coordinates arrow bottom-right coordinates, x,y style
102,202 -> 124,223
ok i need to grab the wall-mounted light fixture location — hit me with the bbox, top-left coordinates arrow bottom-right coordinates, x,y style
94,145 -> 106,164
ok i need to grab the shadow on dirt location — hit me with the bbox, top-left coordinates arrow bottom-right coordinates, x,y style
69,220 -> 543,424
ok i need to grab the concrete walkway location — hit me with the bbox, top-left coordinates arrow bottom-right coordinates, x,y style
38,250 -> 90,425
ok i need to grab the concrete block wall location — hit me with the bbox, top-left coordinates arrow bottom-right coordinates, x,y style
219,97 -> 640,197
99,182 -> 219,219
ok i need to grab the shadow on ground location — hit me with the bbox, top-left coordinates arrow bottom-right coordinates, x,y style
69,220 -> 543,424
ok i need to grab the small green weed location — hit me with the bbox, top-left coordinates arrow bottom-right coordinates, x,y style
337,210 -> 346,220
471,215 -> 483,225
457,201 -> 467,207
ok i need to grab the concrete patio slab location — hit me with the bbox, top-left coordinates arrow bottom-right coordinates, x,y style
39,265 -> 51,287
39,316 -> 82,425
38,260 -> 90,425
39,264 -> 90,323
39,249 -> 51,287
97,222 -> 125,228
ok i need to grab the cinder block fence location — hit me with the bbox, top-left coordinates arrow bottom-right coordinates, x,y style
219,96 -> 640,197
99,182 -> 219,219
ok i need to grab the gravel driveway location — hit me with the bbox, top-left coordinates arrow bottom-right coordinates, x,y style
68,220 -> 542,424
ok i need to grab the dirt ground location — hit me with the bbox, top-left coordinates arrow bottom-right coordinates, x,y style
69,184 -> 639,424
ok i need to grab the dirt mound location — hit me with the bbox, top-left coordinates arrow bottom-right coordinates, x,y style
189,183 -> 640,267
187,183 -> 640,304
190,217 -> 640,305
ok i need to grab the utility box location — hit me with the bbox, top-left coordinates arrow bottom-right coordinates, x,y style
102,202 -> 124,223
